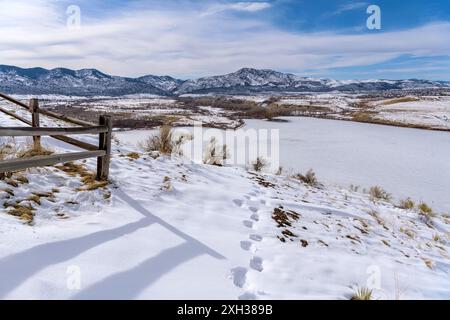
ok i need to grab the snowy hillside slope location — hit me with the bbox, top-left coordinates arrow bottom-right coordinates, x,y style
0,107 -> 448,300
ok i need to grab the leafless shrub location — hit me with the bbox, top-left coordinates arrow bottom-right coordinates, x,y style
293,169 -> 319,187
252,157 -> 268,172
276,166 -> 283,176
140,125 -> 189,156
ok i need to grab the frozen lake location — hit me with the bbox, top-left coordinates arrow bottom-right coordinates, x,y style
117,117 -> 450,212
244,117 -> 450,213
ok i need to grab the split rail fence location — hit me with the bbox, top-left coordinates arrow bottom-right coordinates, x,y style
0,92 -> 112,180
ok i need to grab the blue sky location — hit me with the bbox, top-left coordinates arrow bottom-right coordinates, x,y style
0,0 -> 449,80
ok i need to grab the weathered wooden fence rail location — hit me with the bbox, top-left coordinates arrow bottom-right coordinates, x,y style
0,93 -> 112,181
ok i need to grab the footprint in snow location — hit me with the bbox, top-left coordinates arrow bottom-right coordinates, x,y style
249,234 -> 263,242
239,292 -> 258,300
249,206 -> 259,213
250,214 -> 260,222
243,220 -> 254,229
240,240 -> 253,251
250,256 -> 264,272
231,267 -> 248,288
233,199 -> 244,207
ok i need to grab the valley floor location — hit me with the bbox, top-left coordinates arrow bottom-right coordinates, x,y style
6,92 -> 450,132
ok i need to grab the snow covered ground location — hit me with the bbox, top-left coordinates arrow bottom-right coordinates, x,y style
0,108 -> 449,300
371,96 -> 450,130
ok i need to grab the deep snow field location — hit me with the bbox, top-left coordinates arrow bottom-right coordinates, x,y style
0,105 -> 449,300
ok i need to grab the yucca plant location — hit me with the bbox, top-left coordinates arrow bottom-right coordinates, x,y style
351,287 -> 373,301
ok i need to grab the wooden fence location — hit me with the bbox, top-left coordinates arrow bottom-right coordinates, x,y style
0,93 -> 112,181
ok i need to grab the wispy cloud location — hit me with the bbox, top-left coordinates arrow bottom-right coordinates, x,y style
324,2 -> 368,17
201,1 -> 271,16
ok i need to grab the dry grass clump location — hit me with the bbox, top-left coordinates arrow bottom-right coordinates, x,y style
369,186 -> 391,201
14,175 -> 29,184
1,188 -> 14,197
56,162 -> 109,191
351,287 -> 373,301
0,142 -> 17,160
203,137 -> 229,166
4,179 -> 19,187
432,234 -> 442,242
126,152 -> 140,160
0,139 -> 19,179
398,198 -> 415,210
293,169 -> 319,187
84,181 -> 109,191
400,227 -> 416,239
27,194 -> 42,205
252,157 -> 268,172
17,144 -> 53,158
422,258 -> 434,270
5,203 -> 35,222
418,202 -> 433,216
418,202 -> 434,225
56,162 -> 92,178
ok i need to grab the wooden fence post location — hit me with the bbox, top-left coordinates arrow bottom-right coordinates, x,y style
96,115 -> 112,181
29,98 -> 40,149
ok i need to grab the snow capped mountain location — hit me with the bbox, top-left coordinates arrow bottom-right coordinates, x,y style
137,75 -> 184,92
174,68 -> 450,94
0,65 -> 167,96
0,65 -> 448,96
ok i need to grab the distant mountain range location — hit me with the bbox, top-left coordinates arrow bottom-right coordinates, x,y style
0,65 -> 448,96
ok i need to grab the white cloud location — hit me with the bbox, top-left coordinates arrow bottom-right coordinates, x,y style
228,2 -> 272,12
324,2 -> 368,17
0,0 -> 449,79
201,1 -> 271,16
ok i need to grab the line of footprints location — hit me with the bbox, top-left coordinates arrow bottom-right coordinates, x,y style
231,187 -> 272,300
